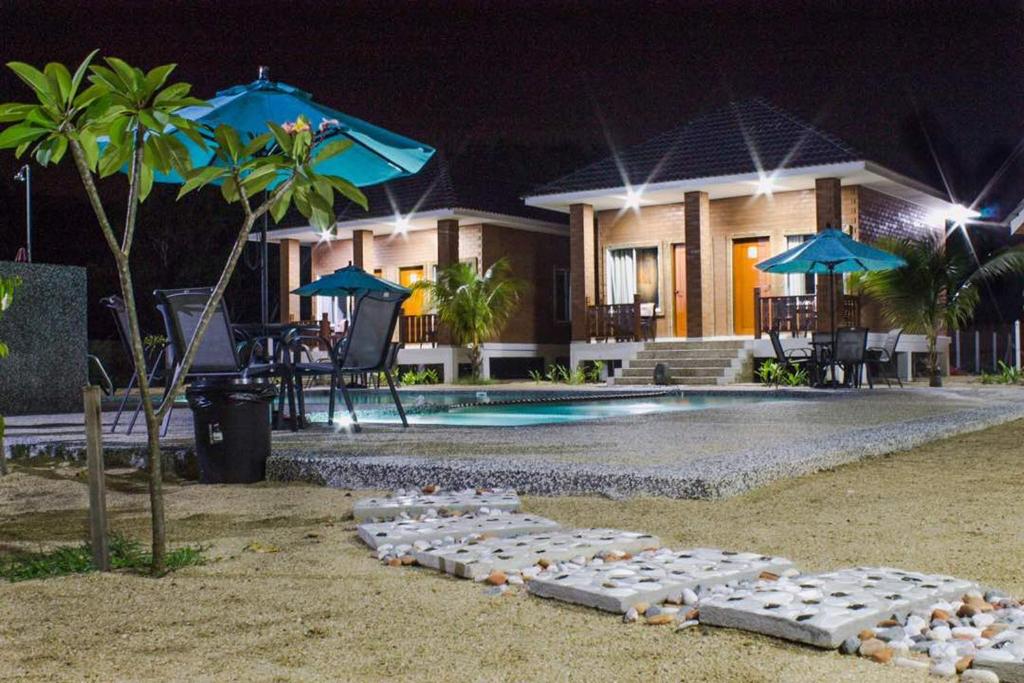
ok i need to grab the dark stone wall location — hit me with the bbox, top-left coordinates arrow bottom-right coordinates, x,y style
0,261 -> 87,415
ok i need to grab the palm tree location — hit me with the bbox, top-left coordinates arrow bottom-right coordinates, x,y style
416,258 -> 525,380
863,231 -> 1024,386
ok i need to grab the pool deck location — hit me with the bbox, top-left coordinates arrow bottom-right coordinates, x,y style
6,383 -> 1024,499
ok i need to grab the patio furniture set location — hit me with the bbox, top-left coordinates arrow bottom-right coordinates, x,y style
102,280 -> 409,437
768,327 -> 903,389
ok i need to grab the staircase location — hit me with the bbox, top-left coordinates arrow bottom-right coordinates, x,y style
611,339 -> 754,385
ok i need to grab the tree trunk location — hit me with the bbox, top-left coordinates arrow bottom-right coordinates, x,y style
468,342 -> 482,380
0,415 -> 7,476
928,333 -> 942,387
144,410 -> 166,573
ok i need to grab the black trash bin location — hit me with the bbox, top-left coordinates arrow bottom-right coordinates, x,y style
185,379 -> 278,484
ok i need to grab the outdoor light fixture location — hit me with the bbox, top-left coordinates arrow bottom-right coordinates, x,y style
947,203 -> 981,229
13,164 -> 31,262
755,173 -> 776,197
394,215 -> 411,233
624,188 -> 642,210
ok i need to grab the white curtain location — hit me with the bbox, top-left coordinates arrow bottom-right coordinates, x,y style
606,249 -> 636,305
785,235 -> 815,296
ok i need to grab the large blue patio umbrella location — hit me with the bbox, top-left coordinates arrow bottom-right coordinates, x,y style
756,227 -> 906,383
162,67 -> 435,325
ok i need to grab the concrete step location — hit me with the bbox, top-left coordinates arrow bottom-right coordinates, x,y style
635,349 -> 739,361
628,359 -> 734,370
613,376 -> 722,386
643,340 -> 748,351
621,366 -> 729,378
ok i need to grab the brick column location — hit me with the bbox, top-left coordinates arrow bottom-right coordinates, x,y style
279,238 -> 301,323
815,178 -> 843,332
352,229 -> 374,270
569,203 -> 595,341
436,219 -> 460,345
684,191 -> 713,338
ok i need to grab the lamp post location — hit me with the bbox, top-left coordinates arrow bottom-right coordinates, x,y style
13,164 -> 31,262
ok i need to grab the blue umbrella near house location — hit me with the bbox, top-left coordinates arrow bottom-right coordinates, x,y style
756,226 -> 906,384
293,262 -> 410,328
159,67 -> 435,326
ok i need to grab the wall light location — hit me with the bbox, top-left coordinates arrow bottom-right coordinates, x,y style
947,204 -> 981,229
755,173 -> 776,197
624,188 -> 642,210
395,215 -> 411,232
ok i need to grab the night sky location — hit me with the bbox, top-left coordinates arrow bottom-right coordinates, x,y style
2,0 -> 1023,336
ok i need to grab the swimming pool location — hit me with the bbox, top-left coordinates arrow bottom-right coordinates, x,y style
305,389 -> 767,427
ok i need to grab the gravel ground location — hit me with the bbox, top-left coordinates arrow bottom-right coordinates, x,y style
2,418 -> 1023,682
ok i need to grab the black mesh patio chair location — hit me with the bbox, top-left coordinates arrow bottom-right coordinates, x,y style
834,326 -> 870,388
328,290 -> 409,431
102,295 -> 167,435
767,329 -> 815,387
865,328 -> 903,388
154,287 -> 293,435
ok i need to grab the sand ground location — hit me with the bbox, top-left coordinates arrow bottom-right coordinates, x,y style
2,418 -> 1023,682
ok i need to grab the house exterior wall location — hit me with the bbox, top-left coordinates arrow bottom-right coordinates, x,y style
480,224 -> 570,344
596,187 -> 860,337
308,223 -> 568,345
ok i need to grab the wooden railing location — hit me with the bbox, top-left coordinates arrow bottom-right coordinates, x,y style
587,295 -> 643,342
754,289 -> 860,338
399,313 -> 438,346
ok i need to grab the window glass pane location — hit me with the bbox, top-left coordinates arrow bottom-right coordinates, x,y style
606,248 -> 636,305
553,269 -> 570,322
635,247 -> 659,307
785,235 -> 816,296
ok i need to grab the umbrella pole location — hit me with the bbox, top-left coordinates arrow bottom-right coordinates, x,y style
830,263 -> 837,388
260,203 -> 269,362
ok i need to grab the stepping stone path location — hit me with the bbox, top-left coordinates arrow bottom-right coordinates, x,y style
700,566 -> 977,648
353,487 -> 519,521
357,510 -> 559,550
527,547 -> 795,613
414,529 -> 660,580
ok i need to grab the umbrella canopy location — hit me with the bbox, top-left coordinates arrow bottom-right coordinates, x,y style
756,228 -> 906,274
293,264 -> 410,298
153,72 -> 435,186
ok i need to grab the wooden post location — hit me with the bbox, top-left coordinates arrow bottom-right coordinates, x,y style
632,294 -> 641,342
974,330 -> 981,373
0,415 -> 7,476
1015,320 -> 1022,371
83,385 -> 110,571
753,288 -> 762,339
954,330 -> 961,370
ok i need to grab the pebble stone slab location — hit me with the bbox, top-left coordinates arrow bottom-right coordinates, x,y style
975,623 -> 1024,683
700,566 -> 977,649
527,547 -> 796,613
353,488 -> 520,521
357,512 -> 559,550
415,529 -> 661,580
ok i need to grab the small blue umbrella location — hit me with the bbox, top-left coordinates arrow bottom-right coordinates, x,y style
293,263 -> 410,298
757,227 -> 906,385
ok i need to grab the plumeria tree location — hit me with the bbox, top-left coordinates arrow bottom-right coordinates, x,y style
0,275 -> 21,477
0,52 -> 365,572
415,258 -> 524,380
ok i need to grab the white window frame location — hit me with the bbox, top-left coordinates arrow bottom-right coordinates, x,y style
604,244 -> 662,313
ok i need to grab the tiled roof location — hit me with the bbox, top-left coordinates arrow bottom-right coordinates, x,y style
530,98 -> 862,196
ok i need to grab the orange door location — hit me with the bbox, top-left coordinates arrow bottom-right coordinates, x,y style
672,243 -> 687,337
398,266 -> 425,316
732,238 -> 770,335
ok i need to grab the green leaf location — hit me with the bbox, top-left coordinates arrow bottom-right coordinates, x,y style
87,65 -> 122,92
242,170 -> 278,197
213,124 -> 242,161
312,138 -> 353,164
0,124 -> 47,149
77,129 -> 100,170
144,64 -> 176,94
242,132 -> 272,158
107,114 -> 131,149
104,57 -> 141,92
7,61 -> 57,105
0,103 -> 34,123
267,122 -> 293,155
73,83 -> 107,109
138,108 -> 164,133
70,50 -> 100,100
154,82 -> 191,105
176,166 -> 227,199
98,143 -> 130,178
44,62 -> 72,105
324,175 -> 368,209
270,185 -> 294,222
138,164 -> 154,202
292,129 -> 311,160
49,135 -> 68,164
220,175 -> 239,203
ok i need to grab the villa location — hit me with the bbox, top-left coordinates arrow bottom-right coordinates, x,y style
265,156 -> 571,382
524,98 -> 962,384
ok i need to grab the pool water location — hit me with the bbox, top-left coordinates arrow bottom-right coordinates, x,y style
305,390 -> 764,427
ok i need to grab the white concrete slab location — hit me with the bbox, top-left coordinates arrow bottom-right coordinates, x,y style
526,547 -> 795,613
415,529 -> 661,580
700,566 -> 977,649
357,511 -> 559,550
353,488 -> 520,521
974,622 -> 1024,683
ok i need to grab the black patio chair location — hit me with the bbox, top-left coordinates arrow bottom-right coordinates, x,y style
767,329 -> 815,387
102,295 -> 167,435
865,328 -> 903,388
834,326 -> 871,388
154,287 -> 293,435
327,290 -> 409,431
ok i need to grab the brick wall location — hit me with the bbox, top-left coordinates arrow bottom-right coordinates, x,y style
481,224 -> 570,344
